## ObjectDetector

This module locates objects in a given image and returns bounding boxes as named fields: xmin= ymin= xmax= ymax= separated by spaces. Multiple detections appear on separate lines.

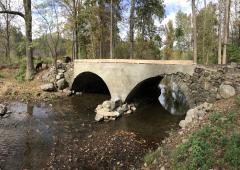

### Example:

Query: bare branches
xmin=0 ymin=10 xmax=25 ymax=18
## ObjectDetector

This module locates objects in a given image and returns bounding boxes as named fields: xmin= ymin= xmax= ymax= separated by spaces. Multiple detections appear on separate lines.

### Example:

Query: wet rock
xmin=219 ymin=84 xmax=236 ymax=99
xmin=56 ymin=73 xmax=64 ymax=80
xmin=102 ymin=101 xmax=112 ymax=111
xmin=56 ymin=78 xmax=68 ymax=91
xmin=63 ymin=88 xmax=72 ymax=96
xmin=111 ymin=97 xmax=122 ymax=110
xmin=95 ymin=100 xmax=136 ymax=121
xmin=116 ymin=104 xmax=128 ymax=115
xmin=0 ymin=104 xmax=7 ymax=116
xmin=41 ymin=83 xmax=55 ymax=92
xmin=125 ymin=110 xmax=132 ymax=115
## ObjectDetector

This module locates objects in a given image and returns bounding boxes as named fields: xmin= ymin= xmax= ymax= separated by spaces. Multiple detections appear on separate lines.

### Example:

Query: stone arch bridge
xmin=72 ymin=59 xmax=196 ymax=103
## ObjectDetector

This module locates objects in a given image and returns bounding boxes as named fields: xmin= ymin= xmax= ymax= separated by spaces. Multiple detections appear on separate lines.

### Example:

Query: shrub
xmin=15 ymin=62 xmax=26 ymax=82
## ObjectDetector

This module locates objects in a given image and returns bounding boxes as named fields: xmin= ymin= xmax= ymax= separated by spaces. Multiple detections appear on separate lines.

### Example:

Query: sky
xmin=162 ymin=0 xmax=191 ymax=26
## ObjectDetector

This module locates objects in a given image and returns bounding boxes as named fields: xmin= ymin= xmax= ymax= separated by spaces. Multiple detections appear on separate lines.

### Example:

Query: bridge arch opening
xmin=125 ymin=76 xmax=189 ymax=115
xmin=71 ymin=72 xmax=111 ymax=96
xmin=125 ymin=76 xmax=163 ymax=104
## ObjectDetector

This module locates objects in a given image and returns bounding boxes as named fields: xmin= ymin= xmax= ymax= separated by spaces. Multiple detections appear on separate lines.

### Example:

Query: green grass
xmin=172 ymin=107 xmax=240 ymax=170
xmin=0 ymin=73 xmax=4 ymax=78
xmin=144 ymin=148 xmax=162 ymax=164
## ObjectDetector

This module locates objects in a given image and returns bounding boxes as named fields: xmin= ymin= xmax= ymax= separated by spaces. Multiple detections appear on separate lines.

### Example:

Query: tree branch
xmin=0 ymin=10 xmax=25 ymax=19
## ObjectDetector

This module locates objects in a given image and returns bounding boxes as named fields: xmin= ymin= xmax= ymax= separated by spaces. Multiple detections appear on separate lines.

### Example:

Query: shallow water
xmin=0 ymin=94 xmax=183 ymax=169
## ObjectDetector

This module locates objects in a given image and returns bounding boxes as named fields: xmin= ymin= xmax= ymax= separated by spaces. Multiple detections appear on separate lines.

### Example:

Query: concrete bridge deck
xmin=74 ymin=59 xmax=194 ymax=65
xmin=72 ymin=59 xmax=196 ymax=102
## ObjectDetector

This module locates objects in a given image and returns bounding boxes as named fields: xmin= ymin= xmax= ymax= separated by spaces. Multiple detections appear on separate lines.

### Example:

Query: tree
xmin=0 ymin=0 xmax=34 ymax=80
xmin=129 ymin=0 xmax=136 ymax=59
xmin=110 ymin=0 xmax=114 ymax=59
xmin=192 ymin=0 xmax=197 ymax=64
xmin=175 ymin=10 xmax=192 ymax=59
xmin=163 ymin=20 xmax=175 ymax=59
xmin=35 ymin=0 xmax=64 ymax=71
xmin=196 ymin=2 xmax=218 ymax=64
xmin=135 ymin=0 xmax=164 ymax=40
xmin=222 ymin=0 xmax=231 ymax=64
xmin=218 ymin=0 xmax=223 ymax=64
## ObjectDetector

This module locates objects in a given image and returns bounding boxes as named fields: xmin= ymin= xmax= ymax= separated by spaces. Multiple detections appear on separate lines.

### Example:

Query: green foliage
xmin=174 ymin=125 xmax=214 ymax=170
xmin=175 ymin=10 xmax=192 ymax=59
xmin=227 ymin=44 xmax=240 ymax=63
xmin=196 ymin=3 xmax=218 ymax=64
xmin=135 ymin=0 xmax=165 ymax=39
xmin=209 ymin=112 xmax=223 ymax=122
xmin=163 ymin=20 xmax=175 ymax=59
xmin=135 ymin=35 xmax=161 ymax=59
xmin=173 ymin=106 xmax=240 ymax=170
xmin=224 ymin=133 xmax=240 ymax=168
xmin=226 ymin=112 xmax=238 ymax=123
xmin=0 ymin=73 xmax=5 ymax=78
xmin=15 ymin=61 xmax=26 ymax=82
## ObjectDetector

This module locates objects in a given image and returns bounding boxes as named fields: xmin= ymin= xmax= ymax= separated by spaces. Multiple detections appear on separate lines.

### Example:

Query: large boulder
xmin=0 ymin=104 xmax=7 ymax=116
xmin=179 ymin=102 xmax=212 ymax=129
xmin=41 ymin=83 xmax=55 ymax=92
xmin=219 ymin=84 xmax=236 ymax=99
xmin=56 ymin=78 xmax=68 ymax=90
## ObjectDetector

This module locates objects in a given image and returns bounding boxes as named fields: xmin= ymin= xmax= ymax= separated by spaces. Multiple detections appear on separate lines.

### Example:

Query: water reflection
xmin=0 ymin=94 xmax=183 ymax=169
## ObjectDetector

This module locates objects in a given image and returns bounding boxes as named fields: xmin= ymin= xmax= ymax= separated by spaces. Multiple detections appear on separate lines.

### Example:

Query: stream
xmin=0 ymin=94 xmax=184 ymax=169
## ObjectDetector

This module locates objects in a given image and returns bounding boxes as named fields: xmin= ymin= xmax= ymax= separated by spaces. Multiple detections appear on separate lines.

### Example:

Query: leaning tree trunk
xmin=129 ymin=0 xmax=135 ymax=59
xmin=192 ymin=0 xmax=198 ymax=64
xmin=24 ymin=0 xmax=34 ymax=80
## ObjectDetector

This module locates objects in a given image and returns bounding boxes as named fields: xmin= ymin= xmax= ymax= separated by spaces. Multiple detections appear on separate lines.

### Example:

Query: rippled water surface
xmin=0 ymin=94 xmax=184 ymax=169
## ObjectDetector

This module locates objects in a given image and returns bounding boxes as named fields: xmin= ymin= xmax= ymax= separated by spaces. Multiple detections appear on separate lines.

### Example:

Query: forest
xmin=0 ymin=0 xmax=239 ymax=79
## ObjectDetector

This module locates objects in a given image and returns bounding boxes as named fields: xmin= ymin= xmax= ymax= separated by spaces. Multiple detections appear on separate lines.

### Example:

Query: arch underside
xmin=71 ymin=72 xmax=111 ymax=95
xmin=125 ymin=76 xmax=163 ymax=103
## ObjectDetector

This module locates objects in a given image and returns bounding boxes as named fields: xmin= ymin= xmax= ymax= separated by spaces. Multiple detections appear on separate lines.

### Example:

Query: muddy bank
xmin=45 ymin=130 xmax=151 ymax=170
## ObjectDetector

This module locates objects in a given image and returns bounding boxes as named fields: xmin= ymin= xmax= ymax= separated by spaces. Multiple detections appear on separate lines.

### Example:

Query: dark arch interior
xmin=71 ymin=72 xmax=111 ymax=95
xmin=126 ymin=76 xmax=163 ymax=104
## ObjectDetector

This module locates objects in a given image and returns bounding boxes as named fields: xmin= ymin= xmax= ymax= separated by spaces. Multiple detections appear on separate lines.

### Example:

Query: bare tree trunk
xmin=218 ymin=0 xmax=222 ymax=64
xmin=73 ymin=0 xmax=79 ymax=60
xmin=203 ymin=0 xmax=207 ymax=64
xmin=110 ymin=0 xmax=114 ymax=59
xmin=192 ymin=0 xmax=198 ymax=64
xmin=23 ymin=0 xmax=34 ymax=80
xmin=222 ymin=0 xmax=230 ymax=64
xmin=0 ymin=1 xmax=34 ymax=75
xmin=129 ymin=0 xmax=135 ymax=59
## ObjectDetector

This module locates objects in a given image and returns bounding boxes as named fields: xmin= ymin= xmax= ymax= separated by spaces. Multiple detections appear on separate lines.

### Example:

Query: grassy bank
xmin=145 ymin=95 xmax=240 ymax=170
